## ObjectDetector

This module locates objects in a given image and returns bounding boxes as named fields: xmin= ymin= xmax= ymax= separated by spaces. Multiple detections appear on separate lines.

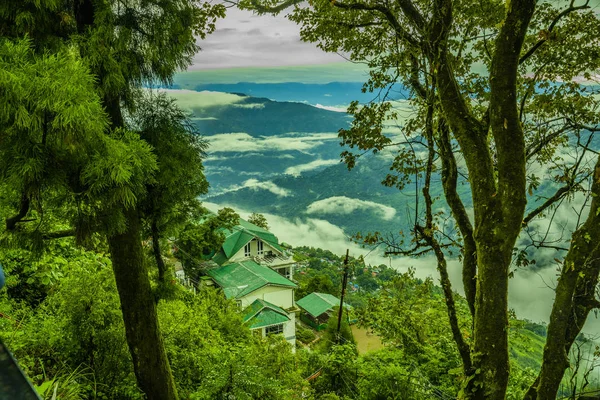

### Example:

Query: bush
xmin=296 ymin=324 xmax=316 ymax=344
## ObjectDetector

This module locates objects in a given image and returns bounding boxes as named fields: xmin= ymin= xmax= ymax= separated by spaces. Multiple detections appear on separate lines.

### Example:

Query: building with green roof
xmin=211 ymin=218 xmax=296 ymax=280
xmin=206 ymin=261 xmax=298 ymax=347
xmin=242 ymin=299 xmax=297 ymax=347
xmin=200 ymin=215 xmax=300 ymax=349
xmin=206 ymin=260 xmax=296 ymax=307
xmin=296 ymin=292 xmax=351 ymax=331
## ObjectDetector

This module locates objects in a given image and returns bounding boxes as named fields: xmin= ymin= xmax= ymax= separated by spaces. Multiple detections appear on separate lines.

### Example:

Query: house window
xmin=244 ymin=242 xmax=251 ymax=257
xmin=257 ymin=239 xmax=264 ymax=256
xmin=276 ymin=267 xmax=290 ymax=279
xmin=265 ymin=324 xmax=284 ymax=335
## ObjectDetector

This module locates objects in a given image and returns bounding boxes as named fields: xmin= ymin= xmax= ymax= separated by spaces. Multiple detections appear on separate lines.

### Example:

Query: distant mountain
xmin=185 ymin=91 xmax=570 ymax=244
xmin=171 ymin=82 xmax=411 ymax=107
xmin=192 ymin=95 xmax=352 ymax=136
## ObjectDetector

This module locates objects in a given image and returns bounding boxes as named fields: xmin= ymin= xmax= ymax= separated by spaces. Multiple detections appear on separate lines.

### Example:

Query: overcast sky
xmin=192 ymin=1 xmax=600 ymax=70
xmin=191 ymin=8 xmax=344 ymax=69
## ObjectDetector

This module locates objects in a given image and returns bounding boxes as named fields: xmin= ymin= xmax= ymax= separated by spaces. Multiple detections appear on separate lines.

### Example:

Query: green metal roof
xmin=206 ymin=260 xmax=297 ymax=299
xmin=211 ymin=250 xmax=229 ymax=266
xmin=296 ymin=292 xmax=351 ymax=318
xmin=213 ymin=218 xmax=285 ymax=265
xmin=242 ymin=299 xmax=290 ymax=329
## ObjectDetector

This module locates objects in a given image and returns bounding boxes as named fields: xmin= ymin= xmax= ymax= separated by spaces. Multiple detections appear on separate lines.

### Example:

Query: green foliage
xmin=174 ymin=207 xmax=240 ymax=273
xmin=296 ymin=324 xmax=317 ymax=344
xmin=130 ymin=91 xmax=209 ymax=235
xmin=297 ymin=273 xmax=337 ymax=300
xmin=0 ymin=247 xmax=139 ymax=399
xmin=247 ymin=212 xmax=269 ymax=230
xmin=318 ymin=308 xmax=356 ymax=354
xmin=0 ymin=241 xmax=310 ymax=399
xmin=159 ymin=288 xmax=307 ymax=399
xmin=358 ymin=269 xmax=466 ymax=393
xmin=310 ymin=343 xmax=358 ymax=397
xmin=355 ymin=349 xmax=433 ymax=400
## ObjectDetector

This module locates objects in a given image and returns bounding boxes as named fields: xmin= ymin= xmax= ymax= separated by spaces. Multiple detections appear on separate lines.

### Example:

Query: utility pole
xmin=336 ymin=249 xmax=350 ymax=343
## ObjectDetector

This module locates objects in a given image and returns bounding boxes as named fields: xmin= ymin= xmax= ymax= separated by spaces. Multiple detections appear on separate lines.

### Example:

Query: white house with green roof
xmin=206 ymin=260 xmax=297 ymax=347
xmin=242 ymin=299 xmax=296 ymax=347
xmin=211 ymin=219 xmax=296 ymax=280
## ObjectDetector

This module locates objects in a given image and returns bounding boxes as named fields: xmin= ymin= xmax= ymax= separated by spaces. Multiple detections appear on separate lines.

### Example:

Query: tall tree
xmin=1 ymin=1 xmax=225 ymax=398
xmin=128 ymin=91 xmax=209 ymax=283
xmin=240 ymin=0 xmax=600 ymax=398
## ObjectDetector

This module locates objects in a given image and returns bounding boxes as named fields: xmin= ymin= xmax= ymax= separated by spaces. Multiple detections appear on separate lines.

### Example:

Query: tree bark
xmin=437 ymin=119 xmax=477 ymax=318
xmin=151 ymin=220 xmax=167 ymax=283
xmin=429 ymin=0 xmax=534 ymax=397
xmin=526 ymin=157 xmax=600 ymax=400
xmin=108 ymin=208 xmax=178 ymax=400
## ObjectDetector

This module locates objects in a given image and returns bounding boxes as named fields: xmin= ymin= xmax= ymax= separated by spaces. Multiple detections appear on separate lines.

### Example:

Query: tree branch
xmin=523 ymin=185 xmax=572 ymax=225
xmin=333 ymin=1 xmax=421 ymax=47
xmin=5 ymin=193 xmax=31 ymax=231
xmin=519 ymin=0 xmax=591 ymax=65
xmin=437 ymin=118 xmax=477 ymax=318
xmin=42 ymin=229 xmax=76 ymax=240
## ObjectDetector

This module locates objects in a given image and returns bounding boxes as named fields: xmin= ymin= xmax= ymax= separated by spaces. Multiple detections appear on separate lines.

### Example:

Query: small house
xmin=296 ymin=292 xmax=351 ymax=331
xmin=242 ymin=299 xmax=296 ymax=346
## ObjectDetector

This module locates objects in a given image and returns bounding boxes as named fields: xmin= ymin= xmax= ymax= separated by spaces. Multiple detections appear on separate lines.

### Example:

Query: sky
xmin=191 ymin=8 xmax=342 ymax=70
xmin=175 ymin=8 xmax=370 ymax=84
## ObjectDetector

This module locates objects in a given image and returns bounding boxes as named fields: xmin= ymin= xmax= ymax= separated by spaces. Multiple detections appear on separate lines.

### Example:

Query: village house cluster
xmin=176 ymin=217 xmax=347 ymax=350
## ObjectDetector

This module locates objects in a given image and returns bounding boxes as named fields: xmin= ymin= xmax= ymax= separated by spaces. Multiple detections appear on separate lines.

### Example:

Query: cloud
xmin=191 ymin=8 xmax=345 ymax=69
xmin=212 ymin=179 xmax=292 ymax=197
xmin=306 ymin=196 xmax=397 ymax=221
xmin=160 ymin=89 xmax=245 ymax=110
xmin=314 ymin=104 xmax=347 ymax=113
xmin=284 ymin=159 xmax=339 ymax=176
xmin=205 ymin=132 xmax=338 ymax=153
xmin=241 ymin=179 xmax=292 ymax=197
xmin=232 ymin=103 xmax=265 ymax=109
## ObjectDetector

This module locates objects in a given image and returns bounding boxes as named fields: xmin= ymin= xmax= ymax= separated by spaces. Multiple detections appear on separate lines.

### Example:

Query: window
xmin=265 ymin=324 xmax=284 ymax=335
xmin=257 ymin=239 xmax=264 ymax=256
xmin=244 ymin=242 xmax=251 ymax=257
xmin=276 ymin=267 xmax=291 ymax=279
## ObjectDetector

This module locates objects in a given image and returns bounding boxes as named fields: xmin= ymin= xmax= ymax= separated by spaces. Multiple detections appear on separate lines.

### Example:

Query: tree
xmin=128 ymin=91 xmax=209 ymax=283
xmin=239 ymin=0 xmax=600 ymax=398
xmin=174 ymin=207 xmax=240 ymax=278
xmin=1 ymin=1 xmax=225 ymax=398
xmin=248 ymin=212 xmax=269 ymax=230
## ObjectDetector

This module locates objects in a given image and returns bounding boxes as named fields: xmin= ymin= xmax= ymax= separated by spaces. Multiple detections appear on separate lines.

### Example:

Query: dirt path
xmin=351 ymin=325 xmax=383 ymax=354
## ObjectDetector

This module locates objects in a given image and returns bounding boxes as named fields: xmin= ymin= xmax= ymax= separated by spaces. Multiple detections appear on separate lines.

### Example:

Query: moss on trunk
xmin=108 ymin=208 xmax=178 ymax=400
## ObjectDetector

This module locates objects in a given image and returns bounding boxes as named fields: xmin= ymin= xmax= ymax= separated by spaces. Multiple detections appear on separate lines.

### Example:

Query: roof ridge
xmin=239 ymin=260 xmax=268 ymax=284
xmin=245 ymin=299 xmax=267 ymax=322
xmin=314 ymin=292 xmax=332 ymax=303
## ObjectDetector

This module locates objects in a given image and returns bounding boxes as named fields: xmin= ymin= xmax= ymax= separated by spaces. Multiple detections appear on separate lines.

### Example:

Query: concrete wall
xmin=239 ymin=285 xmax=294 ymax=309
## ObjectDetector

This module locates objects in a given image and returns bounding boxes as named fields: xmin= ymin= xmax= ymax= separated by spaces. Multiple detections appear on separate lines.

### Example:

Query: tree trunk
xmin=151 ymin=221 xmax=167 ymax=283
xmin=527 ymin=158 xmax=600 ymax=400
xmin=108 ymin=208 xmax=178 ymax=400
xmin=471 ymin=232 xmax=512 ymax=400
